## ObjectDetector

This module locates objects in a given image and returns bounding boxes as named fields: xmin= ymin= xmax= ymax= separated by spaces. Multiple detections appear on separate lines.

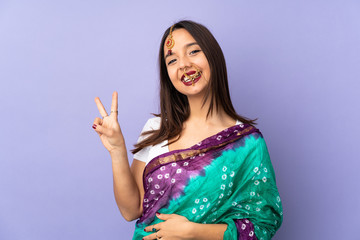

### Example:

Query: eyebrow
xmin=165 ymin=42 xmax=199 ymax=59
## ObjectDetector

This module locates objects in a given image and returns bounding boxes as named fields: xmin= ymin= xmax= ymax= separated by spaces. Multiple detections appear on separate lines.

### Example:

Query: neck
xmin=186 ymin=94 xmax=229 ymax=125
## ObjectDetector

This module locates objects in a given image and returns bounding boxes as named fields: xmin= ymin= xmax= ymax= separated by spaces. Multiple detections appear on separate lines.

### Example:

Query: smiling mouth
xmin=181 ymin=69 xmax=202 ymax=86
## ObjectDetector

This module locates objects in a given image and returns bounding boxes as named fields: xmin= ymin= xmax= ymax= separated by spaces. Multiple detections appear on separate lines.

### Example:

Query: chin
xmin=178 ymin=86 xmax=207 ymax=97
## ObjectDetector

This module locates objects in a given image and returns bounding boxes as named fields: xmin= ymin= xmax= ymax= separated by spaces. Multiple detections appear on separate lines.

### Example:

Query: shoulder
xmin=237 ymin=125 xmax=266 ymax=149
xmin=136 ymin=116 xmax=162 ymax=145
xmin=245 ymin=128 xmax=268 ymax=154
xmin=142 ymin=116 xmax=161 ymax=131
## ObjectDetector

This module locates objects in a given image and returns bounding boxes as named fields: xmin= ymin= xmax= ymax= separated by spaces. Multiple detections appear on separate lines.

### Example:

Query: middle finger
xmin=110 ymin=91 xmax=118 ymax=116
xmin=145 ymin=224 xmax=159 ymax=232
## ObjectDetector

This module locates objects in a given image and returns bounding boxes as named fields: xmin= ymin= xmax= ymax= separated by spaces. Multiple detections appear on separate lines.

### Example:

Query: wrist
xmin=187 ymin=222 xmax=198 ymax=239
xmin=109 ymin=148 xmax=127 ymax=161
xmin=187 ymin=222 xmax=227 ymax=240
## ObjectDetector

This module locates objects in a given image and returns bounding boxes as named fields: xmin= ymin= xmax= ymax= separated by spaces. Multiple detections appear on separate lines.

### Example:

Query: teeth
xmin=183 ymin=72 xmax=201 ymax=82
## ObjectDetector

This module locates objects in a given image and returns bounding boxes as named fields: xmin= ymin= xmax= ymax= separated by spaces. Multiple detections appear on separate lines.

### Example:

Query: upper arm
xmin=130 ymin=159 xmax=146 ymax=215
xmin=130 ymin=117 xmax=160 ymax=215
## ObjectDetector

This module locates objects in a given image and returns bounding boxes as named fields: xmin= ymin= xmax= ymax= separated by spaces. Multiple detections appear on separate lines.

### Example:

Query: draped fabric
xmin=133 ymin=124 xmax=283 ymax=240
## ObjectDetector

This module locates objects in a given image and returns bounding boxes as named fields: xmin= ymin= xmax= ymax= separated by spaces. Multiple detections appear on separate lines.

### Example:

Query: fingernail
xmin=143 ymin=229 xmax=146 ymax=232
xmin=92 ymin=124 xmax=97 ymax=129
xmin=156 ymin=212 xmax=160 ymax=216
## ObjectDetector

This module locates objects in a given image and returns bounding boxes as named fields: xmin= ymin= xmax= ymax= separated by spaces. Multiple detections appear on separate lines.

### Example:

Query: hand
xmin=92 ymin=91 xmax=125 ymax=153
xmin=143 ymin=213 xmax=194 ymax=240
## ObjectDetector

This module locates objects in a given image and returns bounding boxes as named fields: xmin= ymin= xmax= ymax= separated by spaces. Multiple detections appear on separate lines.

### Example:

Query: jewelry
xmin=152 ymin=227 xmax=157 ymax=232
xmin=183 ymin=65 xmax=201 ymax=86
xmin=102 ymin=110 xmax=118 ymax=119
xmin=165 ymin=25 xmax=175 ymax=55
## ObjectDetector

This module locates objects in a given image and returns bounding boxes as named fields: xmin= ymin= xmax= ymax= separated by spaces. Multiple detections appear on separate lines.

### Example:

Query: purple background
xmin=0 ymin=1 xmax=359 ymax=239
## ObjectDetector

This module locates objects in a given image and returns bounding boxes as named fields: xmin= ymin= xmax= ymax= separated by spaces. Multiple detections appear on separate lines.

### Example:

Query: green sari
xmin=133 ymin=124 xmax=282 ymax=239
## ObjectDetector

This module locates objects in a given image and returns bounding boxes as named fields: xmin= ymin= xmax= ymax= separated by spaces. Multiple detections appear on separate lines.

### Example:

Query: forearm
xmin=110 ymin=150 xmax=141 ymax=221
xmin=189 ymin=222 xmax=227 ymax=240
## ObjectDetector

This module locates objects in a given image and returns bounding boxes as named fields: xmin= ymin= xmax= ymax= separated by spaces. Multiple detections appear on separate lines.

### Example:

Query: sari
xmin=133 ymin=123 xmax=283 ymax=240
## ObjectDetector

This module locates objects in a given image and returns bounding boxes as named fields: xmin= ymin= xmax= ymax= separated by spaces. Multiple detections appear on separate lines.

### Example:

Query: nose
xmin=178 ymin=55 xmax=192 ymax=71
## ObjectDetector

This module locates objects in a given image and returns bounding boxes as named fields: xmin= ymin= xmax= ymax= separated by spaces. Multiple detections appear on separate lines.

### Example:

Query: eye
xmin=167 ymin=59 xmax=177 ymax=65
xmin=190 ymin=49 xmax=201 ymax=55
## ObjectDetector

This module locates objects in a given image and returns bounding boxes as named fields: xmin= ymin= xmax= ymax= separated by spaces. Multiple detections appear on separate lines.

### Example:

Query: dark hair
xmin=132 ymin=20 xmax=256 ymax=155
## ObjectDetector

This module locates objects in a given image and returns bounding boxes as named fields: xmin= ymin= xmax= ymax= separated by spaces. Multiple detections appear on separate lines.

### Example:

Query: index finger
xmin=94 ymin=97 xmax=108 ymax=118
xmin=111 ymin=91 xmax=118 ymax=114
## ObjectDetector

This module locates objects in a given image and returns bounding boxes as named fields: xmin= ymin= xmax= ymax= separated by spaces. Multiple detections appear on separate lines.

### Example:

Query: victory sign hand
xmin=92 ymin=91 xmax=125 ymax=153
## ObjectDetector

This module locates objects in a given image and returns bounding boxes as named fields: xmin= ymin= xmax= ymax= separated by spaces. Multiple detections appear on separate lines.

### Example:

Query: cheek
xmin=194 ymin=58 xmax=210 ymax=72
xmin=167 ymin=68 xmax=177 ymax=81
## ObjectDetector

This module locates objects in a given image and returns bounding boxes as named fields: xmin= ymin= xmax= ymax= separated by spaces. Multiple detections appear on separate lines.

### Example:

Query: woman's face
xmin=164 ymin=28 xmax=211 ymax=98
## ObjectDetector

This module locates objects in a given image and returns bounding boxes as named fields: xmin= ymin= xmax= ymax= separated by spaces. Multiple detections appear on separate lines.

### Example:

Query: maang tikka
xmin=165 ymin=25 xmax=175 ymax=55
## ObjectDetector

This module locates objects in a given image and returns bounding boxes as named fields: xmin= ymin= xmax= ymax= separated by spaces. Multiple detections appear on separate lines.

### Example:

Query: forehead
xmin=163 ymin=28 xmax=196 ymax=53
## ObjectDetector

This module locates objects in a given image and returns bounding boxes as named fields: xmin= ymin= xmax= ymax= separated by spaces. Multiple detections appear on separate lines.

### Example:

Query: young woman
xmin=92 ymin=20 xmax=282 ymax=240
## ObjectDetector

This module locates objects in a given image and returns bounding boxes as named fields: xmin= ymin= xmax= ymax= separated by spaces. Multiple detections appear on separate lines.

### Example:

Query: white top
xmin=134 ymin=117 xmax=242 ymax=166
